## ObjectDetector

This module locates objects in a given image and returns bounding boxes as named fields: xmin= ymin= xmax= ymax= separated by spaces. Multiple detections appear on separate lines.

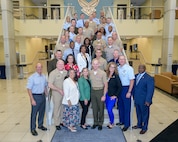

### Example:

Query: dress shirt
xmin=136 ymin=72 xmax=145 ymax=85
xmin=69 ymin=32 xmax=76 ymax=41
xmin=63 ymin=22 xmax=71 ymax=30
xmin=63 ymin=48 xmax=79 ymax=61
xmin=74 ymin=42 xmax=81 ymax=52
xmin=104 ymin=23 xmax=115 ymax=35
xmin=118 ymin=64 xmax=135 ymax=86
xmin=26 ymin=72 xmax=47 ymax=94
xmin=76 ymin=19 xmax=85 ymax=28
xmin=93 ymin=18 xmax=100 ymax=25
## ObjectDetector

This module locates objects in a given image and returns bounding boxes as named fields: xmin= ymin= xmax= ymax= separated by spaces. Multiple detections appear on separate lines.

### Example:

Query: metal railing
xmin=11 ymin=6 xmax=73 ymax=20
xmin=103 ymin=6 xmax=164 ymax=20
xmin=22 ymin=51 xmax=48 ymax=74
xmin=56 ymin=6 xmax=75 ymax=46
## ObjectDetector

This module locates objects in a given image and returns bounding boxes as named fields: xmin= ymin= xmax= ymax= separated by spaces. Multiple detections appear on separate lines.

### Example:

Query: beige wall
xmin=0 ymin=40 xmax=4 ymax=63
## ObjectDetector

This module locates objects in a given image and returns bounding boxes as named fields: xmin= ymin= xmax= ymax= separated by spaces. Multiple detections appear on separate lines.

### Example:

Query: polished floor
xmin=0 ymin=75 xmax=178 ymax=142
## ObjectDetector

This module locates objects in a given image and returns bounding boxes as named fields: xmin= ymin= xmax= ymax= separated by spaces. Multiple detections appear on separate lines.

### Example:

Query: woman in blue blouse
xmin=78 ymin=68 xmax=91 ymax=129
xmin=105 ymin=62 xmax=122 ymax=129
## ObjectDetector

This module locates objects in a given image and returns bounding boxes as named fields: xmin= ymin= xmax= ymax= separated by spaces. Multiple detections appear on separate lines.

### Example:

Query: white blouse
xmin=62 ymin=78 xmax=80 ymax=105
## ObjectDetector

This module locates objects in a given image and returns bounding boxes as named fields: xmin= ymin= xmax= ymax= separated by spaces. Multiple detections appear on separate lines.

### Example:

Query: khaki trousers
xmin=52 ymin=92 xmax=63 ymax=126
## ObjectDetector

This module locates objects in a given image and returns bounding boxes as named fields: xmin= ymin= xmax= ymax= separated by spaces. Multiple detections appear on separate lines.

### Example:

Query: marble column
xmin=1 ymin=0 xmax=17 ymax=79
xmin=161 ymin=0 xmax=176 ymax=72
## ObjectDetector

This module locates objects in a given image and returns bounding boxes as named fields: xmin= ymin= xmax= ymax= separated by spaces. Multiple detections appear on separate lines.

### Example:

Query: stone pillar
xmin=1 ymin=0 xmax=17 ymax=79
xmin=161 ymin=0 xmax=176 ymax=72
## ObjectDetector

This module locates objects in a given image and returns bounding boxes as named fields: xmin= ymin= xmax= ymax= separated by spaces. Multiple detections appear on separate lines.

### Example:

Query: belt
xmin=32 ymin=93 xmax=43 ymax=95
xmin=92 ymin=87 xmax=103 ymax=90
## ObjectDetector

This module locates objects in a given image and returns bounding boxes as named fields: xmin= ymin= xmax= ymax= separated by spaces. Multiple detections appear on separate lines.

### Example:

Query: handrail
xmin=107 ymin=7 xmax=129 ymax=64
xmin=137 ymin=51 xmax=151 ymax=65
xmin=56 ymin=6 xmax=74 ymax=46
xmin=23 ymin=51 xmax=47 ymax=65
xmin=103 ymin=5 xmax=164 ymax=20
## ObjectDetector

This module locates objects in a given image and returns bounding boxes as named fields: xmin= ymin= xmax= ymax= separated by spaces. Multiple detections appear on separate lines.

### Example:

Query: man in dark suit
xmin=132 ymin=64 xmax=154 ymax=134
xmin=47 ymin=50 xmax=63 ymax=74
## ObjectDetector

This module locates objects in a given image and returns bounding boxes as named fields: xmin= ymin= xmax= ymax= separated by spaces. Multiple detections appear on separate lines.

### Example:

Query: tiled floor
xmin=0 ymin=75 xmax=178 ymax=142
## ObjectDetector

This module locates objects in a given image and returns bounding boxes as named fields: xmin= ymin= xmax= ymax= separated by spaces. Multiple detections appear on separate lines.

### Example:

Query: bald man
xmin=132 ymin=65 xmax=154 ymax=134
xmin=27 ymin=63 xmax=48 ymax=136
xmin=90 ymin=59 xmax=108 ymax=130
xmin=48 ymin=60 xmax=67 ymax=131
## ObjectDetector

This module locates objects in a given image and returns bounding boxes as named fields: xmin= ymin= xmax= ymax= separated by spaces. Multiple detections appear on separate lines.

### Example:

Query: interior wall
xmin=173 ymin=36 xmax=178 ymax=61
xmin=0 ymin=40 xmax=4 ymax=63
xmin=25 ymin=38 xmax=47 ymax=63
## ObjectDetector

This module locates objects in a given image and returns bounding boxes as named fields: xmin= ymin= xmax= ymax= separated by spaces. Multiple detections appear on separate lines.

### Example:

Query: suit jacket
xmin=133 ymin=72 xmax=154 ymax=105
xmin=78 ymin=77 xmax=91 ymax=101
xmin=47 ymin=58 xmax=58 ymax=74
xmin=77 ymin=53 xmax=91 ymax=72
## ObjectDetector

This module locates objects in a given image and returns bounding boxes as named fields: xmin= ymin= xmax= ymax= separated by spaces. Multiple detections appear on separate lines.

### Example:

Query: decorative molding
xmin=78 ymin=0 xmax=100 ymax=16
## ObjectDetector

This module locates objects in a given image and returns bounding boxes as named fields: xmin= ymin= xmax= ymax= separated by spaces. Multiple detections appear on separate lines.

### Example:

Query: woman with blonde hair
xmin=78 ymin=68 xmax=91 ymax=129
xmin=105 ymin=62 xmax=122 ymax=129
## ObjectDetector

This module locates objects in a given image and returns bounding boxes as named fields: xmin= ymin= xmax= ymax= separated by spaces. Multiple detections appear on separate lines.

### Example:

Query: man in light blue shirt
xmin=105 ymin=17 xmax=115 ymax=35
xmin=76 ymin=13 xmax=85 ymax=28
xmin=92 ymin=11 xmax=100 ymax=25
xmin=63 ymin=41 xmax=78 ymax=61
xmin=27 ymin=63 xmax=47 ymax=136
xmin=117 ymin=55 xmax=135 ymax=131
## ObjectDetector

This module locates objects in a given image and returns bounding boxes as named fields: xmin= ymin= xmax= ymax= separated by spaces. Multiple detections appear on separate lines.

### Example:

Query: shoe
xmin=56 ymin=125 xmax=61 ymax=130
xmin=31 ymin=130 xmax=38 ymax=136
xmin=116 ymin=122 xmax=124 ymax=126
xmin=60 ymin=123 xmax=64 ymax=127
xmin=132 ymin=125 xmax=141 ymax=129
xmin=68 ymin=127 xmax=77 ymax=132
xmin=98 ymin=125 xmax=102 ymax=131
xmin=122 ymin=127 xmax=129 ymax=131
xmin=91 ymin=125 xmax=98 ymax=129
xmin=107 ymin=124 xmax=114 ymax=129
xmin=80 ymin=125 xmax=88 ymax=130
xmin=140 ymin=130 xmax=147 ymax=134
xmin=38 ymin=126 xmax=47 ymax=131
xmin=85 ymin=124 xmax=91 ymax=127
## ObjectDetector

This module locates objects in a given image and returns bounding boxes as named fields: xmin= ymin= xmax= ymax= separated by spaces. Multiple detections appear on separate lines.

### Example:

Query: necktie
xmin=72 ymin=49 xmax=74 ymax=56
xmin=136 ymin=74 xmax=141 ymax=85
xmin=83 ymin=20 xmax=84 ymax=26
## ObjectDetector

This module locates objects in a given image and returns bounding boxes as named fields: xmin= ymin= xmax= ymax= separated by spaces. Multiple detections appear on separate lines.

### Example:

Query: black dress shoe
xmin=116 ymin=122 xmax=124 ymax=126
xmin=91 ymin=125 xmax=98 ymax=129
xmin=38 ymin=126 xmax=47 ymax=131
xmin=132 ymin=125 xmax=141 ymax=129
xmin=31 ymin=130 xmax=38 ymax=136
xmin=80 ymin=125 xmax=88 ymax=130
xmin=60 ymin=123 xmax=64 ymax=127
xmin=122 ymin=127 xmax=129 ymax=131
xmin=56 ymin=125 xmax=61 ymax=130
xmin=140 ymin=130 xmax=147 ymax=134
xmin=98 ymin=125 xmax=102 ymax=131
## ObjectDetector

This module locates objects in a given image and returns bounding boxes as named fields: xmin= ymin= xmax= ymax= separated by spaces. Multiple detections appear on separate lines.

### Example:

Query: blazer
xmin=133 ymin=72 xmax=155 ymax=105
xmin=62 ymin=77 xmax=80 ymax=105
xmin=78 ymin=77 xmax=91 ymax=101
xmin=77 ymin=53 xmax=91 ymax=72
xmin=108 ymin=73 xmax=122 ymax=97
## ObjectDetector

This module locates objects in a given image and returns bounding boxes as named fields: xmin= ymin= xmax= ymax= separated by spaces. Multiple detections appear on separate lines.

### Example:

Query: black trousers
xmin=79 ymin=100 xmax=91 ymax=125
xmin=31 ymin=95 xmax=45 ymax=131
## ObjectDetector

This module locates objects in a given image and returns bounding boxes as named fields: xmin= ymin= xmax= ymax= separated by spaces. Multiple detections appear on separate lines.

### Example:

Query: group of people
xmin=26 ymin=11 xmax=155 ymax=137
